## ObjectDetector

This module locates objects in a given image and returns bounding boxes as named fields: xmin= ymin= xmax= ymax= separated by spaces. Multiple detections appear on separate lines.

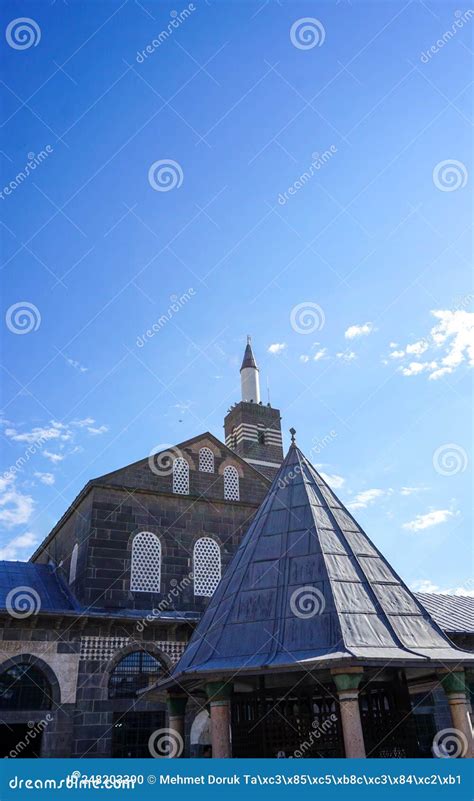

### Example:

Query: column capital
xmin=206 ymin=680 xmax=232 ymax=704
xmin=331 ymin=668 xmax=364 ymax=693
xmin=167 ymin=693 xmax=188 ymax=717
xmin=439 ymin=670 xmax=467 ymax=695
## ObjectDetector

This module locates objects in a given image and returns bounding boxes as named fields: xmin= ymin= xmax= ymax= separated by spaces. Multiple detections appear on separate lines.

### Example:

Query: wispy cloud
xmin=0 ymin=475 xmax=35 ymax=528
xmin=319 ymin=471 xmax=345 ymax=489
xmin=34 ymin=472 xmax=55 ymax=486
xmin=345 ymin=322 xmax=375 ymax=340
xmin=348 ymin=488 xmax=387 ymax=510
xmin=43 ymin=451 xmax=64 ymax=464
xmin=403 ymin=509 xmax=454 ymax=532
xmin=336 ymin=351 xmax=357 ymax=362
xmin=389 ymin=309 xmax=474 ymax=381
xmin=411 ymin=579 xmax=474 ymax=598
xmin=66 ymin=357 xmax=88 ymax=373
xmin=268 ymin=343 xmax=287 ymax=355
xmin=0 ymin=531 xmax=38 ymax=560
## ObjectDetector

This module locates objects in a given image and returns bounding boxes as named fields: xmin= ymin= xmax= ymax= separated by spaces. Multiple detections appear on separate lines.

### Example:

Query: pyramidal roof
xmin=240 ymin=337 xmax=258 ymax=371
xmin=171 ymin=441 xmax=471 ymax=681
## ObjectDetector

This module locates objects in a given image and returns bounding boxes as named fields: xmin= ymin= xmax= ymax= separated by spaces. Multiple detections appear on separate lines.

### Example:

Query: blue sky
xmin=0 ymin=0 xmax=472 ymax=596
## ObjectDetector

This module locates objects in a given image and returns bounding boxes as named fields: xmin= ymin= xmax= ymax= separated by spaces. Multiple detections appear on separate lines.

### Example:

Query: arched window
xmin=173 ymin=457 xmax=189 ymax=494
xmin=258 ymin=427 xmax=265 ymax=445
xmin=193 ymin=537 xmax=221 ymax=597
xmin=224 ymin=465 xmax=240 ymax=501
xmin=108 ymin=651 xmax=165 ymax=699
xmin=199 ymin=447 xmax=214 ymax=473
xmin=130 ymin=532 xmax=161 ymax=593
xmin=0 ymin=663 xmax=53 ymax=710
xmin=69 ymin=543 xmax=78 ymax=584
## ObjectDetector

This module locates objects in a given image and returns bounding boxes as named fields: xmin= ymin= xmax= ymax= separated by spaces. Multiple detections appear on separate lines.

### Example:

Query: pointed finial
xmin=247 ymin=334 xmax=251 ymax=344
xmin=289 ymin=427 xmax=296 ymax=444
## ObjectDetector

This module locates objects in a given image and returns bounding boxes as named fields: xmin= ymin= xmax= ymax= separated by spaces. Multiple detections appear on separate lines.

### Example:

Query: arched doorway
xmin=190 ymin=709 xmax=211 ymax=757
xmin=0 ymin=661 xmax=54 ymax=757
xmin=108 ymin=649 xmax=167 ymax=758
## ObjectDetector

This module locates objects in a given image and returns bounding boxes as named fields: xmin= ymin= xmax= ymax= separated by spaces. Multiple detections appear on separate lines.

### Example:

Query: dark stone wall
xmin=32 ymin=436 xmax=269 ymax=612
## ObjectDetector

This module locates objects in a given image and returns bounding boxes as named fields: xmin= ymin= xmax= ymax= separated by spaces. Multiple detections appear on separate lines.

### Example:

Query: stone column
xmin=439 ymin=671 xmax=473 ymax=758
xmin=206 ymin=681 xmax=232 ymax=758
xmin=331 ymin=668 xmax=366 ymax=758
xmin=167 ymin=694 xmax=187 ymax=758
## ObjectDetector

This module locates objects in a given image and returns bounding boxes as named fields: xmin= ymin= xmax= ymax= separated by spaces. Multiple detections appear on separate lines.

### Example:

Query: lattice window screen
xmin=173 ymin=457 xmax=189 ymax=494
xmin=69 ymin=543 xmax=78 ymax=584
xmin=224 ymin=465 xmax=240 ymax=500
xmin=199 ymin=447 xmax=214 ymax=473
xmin=193 ymin=537 xmax=221 ymax=597
xmin=130 ymin=532 xmax=161 ymax=592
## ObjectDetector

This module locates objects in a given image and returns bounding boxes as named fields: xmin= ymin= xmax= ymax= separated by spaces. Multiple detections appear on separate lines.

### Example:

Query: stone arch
xmin=218 ymin=459 xmax=244 ymax=478
xmin=100 ymin=642 xmax=172 ymax=694
xmin=0 ymin=653 xmax=61 ymax=707
xmin=190 ymin=709 xmax=211 ymax=745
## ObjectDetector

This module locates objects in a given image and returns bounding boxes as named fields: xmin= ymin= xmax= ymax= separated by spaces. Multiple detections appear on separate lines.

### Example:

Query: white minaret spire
xmin=240 ymin=335 xmax=260 ymax=403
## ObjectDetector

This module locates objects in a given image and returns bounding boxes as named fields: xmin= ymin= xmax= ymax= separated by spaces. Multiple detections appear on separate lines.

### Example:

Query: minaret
xmin=240 ymin=336 xmax=260 ymax=403
xmin=224 ymin=338 xmax=283 ymax=480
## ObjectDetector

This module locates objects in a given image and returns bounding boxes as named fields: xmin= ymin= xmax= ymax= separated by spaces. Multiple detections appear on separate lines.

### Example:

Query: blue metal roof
xmin=171 ymin=442 xmax=472 ymax=681
xmin=0 ymin=561 xmax=78 ymax=613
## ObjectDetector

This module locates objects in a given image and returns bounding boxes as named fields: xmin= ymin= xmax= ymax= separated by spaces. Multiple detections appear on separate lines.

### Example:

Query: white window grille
xmin=224 ymin=465 xmax=240 ymax=501
xmin=69 ymin=543 xmax=78 ymax=584
xmin=130 ymin=532 xmax=161 ymax=593
xmin=199 ymin=447 xmax=214 ymax=473
xmin=173 ymin=457 xmax=189 ymax=494
xmin=193 ymin=537 xmax=221 ymax=597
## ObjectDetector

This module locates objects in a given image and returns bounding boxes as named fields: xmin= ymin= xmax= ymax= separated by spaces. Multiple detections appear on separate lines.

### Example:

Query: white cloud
xmin=34 ymin=472 xmax=55 ymax=486
xmin=345 ymin=322 xmax=375 ymax=340
xmin=348 ymin=488 xmax=386 ymax=510
xmin=319 ymin=472 xmax=345 ymax=489
xmin=268 ymin=343 xmax=287 ymax=355
xmin=400 ymin=486 xmax=427 ymax=496
xmin=43 ymin=451 xmax=64 ymax=464
xmin=391 ymin=310 xmax=474 ymax=381
xmin=406 ymin=340 xmax=429 ymax=356
xmin=399 ymin=361 xmax=437 ymax=376
xmin=0 ymin=531 xmax=38 ymax=560
xmin=87 ymin=425 xmax=108 ymax=435
xmin=71 ymin=417 xmax=95 ymax=428
xmin=313 ymin=348 xmax=327 ymax=361
xmin=4 ymin=422 xmax=68 ymax=445
xmin=0 ymin=475 xmax=34 ymax=528
xmin=299 ymin=355 xmax=310 ymax=363
xmin=403 ymin=509 xmax=454 ymax=532
xmin=336 ymin=351 xmax=357 ymax=362
xmin=66 ymin=358 xmax=88 ymax=373
xmin=410 ymin=579 xmax=474 ymax=598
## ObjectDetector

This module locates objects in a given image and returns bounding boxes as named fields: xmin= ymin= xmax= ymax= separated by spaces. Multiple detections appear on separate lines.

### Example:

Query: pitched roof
xmin=0 ymin=561 xmax=78 ymax=613
xmin=416 ymin=592 xmax=474 ymax=635
xmin=240 ymin=338 xmax=258 ymax=371
xmin=170 ymin=442 xmax=472 ymax=681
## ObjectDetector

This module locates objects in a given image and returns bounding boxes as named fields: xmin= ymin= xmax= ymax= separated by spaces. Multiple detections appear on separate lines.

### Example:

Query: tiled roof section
xmin=0 ymin=561 xmax=78 ymax=613
xmin=171 ymin=443 xmax=472 ymax=680
xmin=416 ymin=592 xmax=474 ymax=635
